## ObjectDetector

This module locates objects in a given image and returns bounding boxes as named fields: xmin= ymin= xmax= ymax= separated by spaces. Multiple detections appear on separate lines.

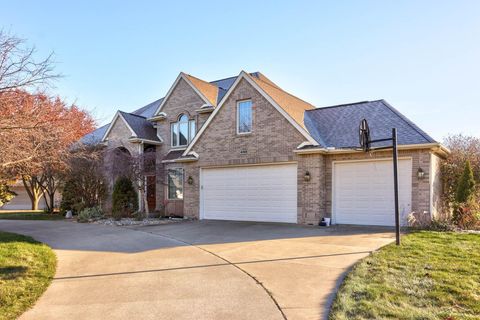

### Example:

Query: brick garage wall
xmin=154 ymin=78 xmax=206 ymax=210
xmin=324 ymin=149 xmax=433 ymax=221
xmin=183 ymin=78 xmax=325 ymax=224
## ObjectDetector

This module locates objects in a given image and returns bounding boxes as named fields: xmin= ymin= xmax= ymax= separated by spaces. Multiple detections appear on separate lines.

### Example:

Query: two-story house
xmin=82 ymin=71 xmax=448 ymax=226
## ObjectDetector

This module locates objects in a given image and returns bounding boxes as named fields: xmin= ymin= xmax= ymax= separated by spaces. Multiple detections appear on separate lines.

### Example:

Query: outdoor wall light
xmin=187 ymin=176 xmax=194 ymax=185
xmin=417 ymin=168 xmax=425 ymax=180
xmin=304 ymin=171 xmax=311 ymax=182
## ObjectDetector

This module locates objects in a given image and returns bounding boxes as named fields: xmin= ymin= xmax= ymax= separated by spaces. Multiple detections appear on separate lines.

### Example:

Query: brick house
xmin=82 ymin=71 xmax=449 ymax=226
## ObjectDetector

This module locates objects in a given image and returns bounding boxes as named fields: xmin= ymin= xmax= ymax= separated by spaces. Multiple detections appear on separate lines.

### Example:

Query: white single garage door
xmin=333 ymin=159 xmax=412 ymax=226
xmin=201 ymin=164 xmax=297 ymax=223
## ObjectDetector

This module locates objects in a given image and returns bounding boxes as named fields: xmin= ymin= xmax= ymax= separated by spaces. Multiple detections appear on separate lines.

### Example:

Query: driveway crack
xmin=126 ymin=226 xmax=288 ymax=320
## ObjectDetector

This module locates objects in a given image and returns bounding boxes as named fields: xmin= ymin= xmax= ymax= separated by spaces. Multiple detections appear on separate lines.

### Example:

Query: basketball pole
xmin=392 ymin=128 xmax=400 ymax=246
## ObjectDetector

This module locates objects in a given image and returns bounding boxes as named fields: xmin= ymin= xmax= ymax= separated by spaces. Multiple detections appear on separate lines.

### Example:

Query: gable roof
xmin=101 ymin=110 xmax=161 ymax=143
xmin=247 ymin=72 xmax=315 ymax=130
xmin=183 ymin=74 xmax=219 ymax=106
xmin=80 ymin=123 xmax=109 ymax=145
xmin=119 ymin=111 xmax=160 ymax=142
xmin=304 ymin=100 xmax=436 ymax=148
xmin=183 ymin=71 xmax=319 ymax=156
xmin=153 ymin=72 xmax=221 ymax=116
xmin=80 ymin=73 xmax=244 ymax=146
xmin=131 ymin=98 xmax=163 ymax=118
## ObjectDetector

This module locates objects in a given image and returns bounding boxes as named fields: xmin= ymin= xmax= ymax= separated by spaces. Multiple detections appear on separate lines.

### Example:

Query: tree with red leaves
xmin=0 ymin=91 xmax=95 ymax=210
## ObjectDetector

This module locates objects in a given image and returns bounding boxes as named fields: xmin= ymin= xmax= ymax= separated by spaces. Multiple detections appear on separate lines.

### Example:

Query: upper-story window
xmin=171 ymin=114 xmax=196 ymax=147
xmin=237 ymin=100 xmax=252 ymax=134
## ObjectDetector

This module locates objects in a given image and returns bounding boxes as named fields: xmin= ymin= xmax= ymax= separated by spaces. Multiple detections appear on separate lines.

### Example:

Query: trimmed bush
xmin=77 ymin=206 xmax=104 ymax=223
xmin=112 ymin=176 xmax=138 ymax=220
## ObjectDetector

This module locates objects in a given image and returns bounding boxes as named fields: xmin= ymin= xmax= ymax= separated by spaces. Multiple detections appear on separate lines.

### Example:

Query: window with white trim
xmin=171 ymin=114 xmax=196 ymax=147
xmin=237 ymin=100 xmax=252 ymax=134
xmin=167 ymin=168 xmax=184 ymax=200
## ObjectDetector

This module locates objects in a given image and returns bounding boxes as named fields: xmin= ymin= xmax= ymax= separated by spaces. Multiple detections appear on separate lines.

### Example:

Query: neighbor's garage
xmin=333 ymin=159 xmax=412 ymax=226
xmin=200 ymin=163 xmax=297 ymax=223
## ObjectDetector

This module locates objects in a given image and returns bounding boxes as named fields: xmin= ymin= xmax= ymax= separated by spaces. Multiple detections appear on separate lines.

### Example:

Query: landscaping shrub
xmin=112 ymin=176 xmax=138 ymax=220
xmin=132 ymin=211 xmax=145 ymax=221
xmin=77 ymin=206 xmax=104 ymax=223
xmin=60 ymin=178 xmax=78 ymax=212
xmin=453 ymin=199 xmax=480 ymax=230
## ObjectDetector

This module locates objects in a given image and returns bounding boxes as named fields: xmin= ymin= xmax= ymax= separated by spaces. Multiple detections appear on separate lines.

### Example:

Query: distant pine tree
xmin=455 ymin=160 xmax=476 ymax=203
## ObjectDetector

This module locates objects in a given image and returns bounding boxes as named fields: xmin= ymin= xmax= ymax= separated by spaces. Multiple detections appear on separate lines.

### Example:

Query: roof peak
xmin=118 ymin=110 xmax=146 ymax=119
xmin=308 ymin=100 xmax=384 ymax=111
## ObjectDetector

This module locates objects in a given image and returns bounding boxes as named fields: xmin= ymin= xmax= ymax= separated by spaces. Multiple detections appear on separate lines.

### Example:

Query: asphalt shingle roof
xmin=119 ymin=111 xmax=159 ymax=141
xmin=131 ymin=98 xmax=163 ymax=118
xmin=304 ymin=100 xmax=436 ymax=148
xmin=247 ymin=72 xmax=315 ymax=130
xmin=81 ymin=74 xmax=435 ymax=152
xmin=80 ymin=124 xmax=109 ymax=145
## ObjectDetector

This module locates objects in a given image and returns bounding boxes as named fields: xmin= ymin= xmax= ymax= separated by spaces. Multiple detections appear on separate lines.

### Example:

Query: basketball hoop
xmin=357 ymin=118 xmax=401 ymax=246
xmin=359 ymin=118 xmax=370 ymax=152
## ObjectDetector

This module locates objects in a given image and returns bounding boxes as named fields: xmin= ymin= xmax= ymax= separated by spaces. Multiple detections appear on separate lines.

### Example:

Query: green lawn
xmin=330 ymin=231 xmax=480 ymax=320
xmin=0 ymin=211 xmax=63 ymax=220
xmin=0 ymin=231 xmax=56 ymax=320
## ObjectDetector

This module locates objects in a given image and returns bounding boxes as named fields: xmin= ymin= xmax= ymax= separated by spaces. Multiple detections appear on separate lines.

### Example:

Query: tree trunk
xmin=143 ymin=189 xmax=149 ymax=218
xmin=22 ymin=175 xmax=44 ymax=211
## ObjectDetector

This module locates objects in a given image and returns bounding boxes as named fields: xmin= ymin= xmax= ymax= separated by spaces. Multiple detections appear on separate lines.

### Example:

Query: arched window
xmin=171 ymin=114 xmax=196 ymax=147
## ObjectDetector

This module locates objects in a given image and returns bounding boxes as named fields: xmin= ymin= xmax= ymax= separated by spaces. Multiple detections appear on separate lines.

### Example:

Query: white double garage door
xmin=200 ymin=159 xmax=412 ymax=226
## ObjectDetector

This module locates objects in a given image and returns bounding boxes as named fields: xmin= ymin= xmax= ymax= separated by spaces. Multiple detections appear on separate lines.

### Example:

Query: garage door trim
xmin=199 ymin=162 xmax=298 ymax=222
xmin=331 ymin=157 xmax=413 ymax=226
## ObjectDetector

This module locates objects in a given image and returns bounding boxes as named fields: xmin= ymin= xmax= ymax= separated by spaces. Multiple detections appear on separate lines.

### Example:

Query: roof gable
xmin=101 ymin=111 xmax=137 ymax=142
xmin=183 ymin=74 xmax=219 ymax=106
xmin=183 ymin=71 xmax=318 ymax=156
xmin=247 ymin=72 xmax=314 ymax=130
xmin=119 ymin=112 xmax=160 ymax=142
xmin=153 ymin=73 xmax=218 ymax=116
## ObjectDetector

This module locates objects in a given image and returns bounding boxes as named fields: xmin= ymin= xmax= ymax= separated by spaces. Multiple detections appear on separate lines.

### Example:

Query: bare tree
xmin=130 ymin=148 xmax=157 ymax=217
xmin=0 ymin=30 xmax=60 ymax=92
xmin=59 ymin=146 xmax=107 ymax=213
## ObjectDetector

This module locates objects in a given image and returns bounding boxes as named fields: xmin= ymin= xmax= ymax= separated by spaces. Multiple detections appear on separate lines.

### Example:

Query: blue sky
xmin=2 ymin=1 xmax=479 ymax=141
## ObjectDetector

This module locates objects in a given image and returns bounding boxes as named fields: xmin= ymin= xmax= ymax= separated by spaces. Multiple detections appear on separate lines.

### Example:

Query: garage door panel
xmin=201 ymin=164 xmax=298 ymax=223
xmin=334 ymin=159 xmax=412 ymax=226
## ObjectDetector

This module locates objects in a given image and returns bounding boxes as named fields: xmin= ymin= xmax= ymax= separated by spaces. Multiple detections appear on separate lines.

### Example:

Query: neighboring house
xmin=0 ymin=180 xmax=58 ymax=211
xmin=83 ymin=71 xmax=449 ymax=226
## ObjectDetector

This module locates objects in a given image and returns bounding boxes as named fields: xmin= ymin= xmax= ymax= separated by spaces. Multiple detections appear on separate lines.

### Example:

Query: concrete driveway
xmin=0 ymin=220 xmax=394 ymax=320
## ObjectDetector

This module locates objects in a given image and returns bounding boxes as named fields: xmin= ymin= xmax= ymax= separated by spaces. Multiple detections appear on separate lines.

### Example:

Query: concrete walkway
xmin=0 ymin=220 xmax=394 ymax=320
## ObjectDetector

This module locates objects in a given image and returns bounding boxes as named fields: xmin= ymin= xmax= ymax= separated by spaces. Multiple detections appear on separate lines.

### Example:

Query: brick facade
xmin=183 ymin=78 xmax=324 ymax=224
xmin=154 ymin=78 xmax=208 ymax=211
xmin=102 ymin=75 xmax=443 ymax=225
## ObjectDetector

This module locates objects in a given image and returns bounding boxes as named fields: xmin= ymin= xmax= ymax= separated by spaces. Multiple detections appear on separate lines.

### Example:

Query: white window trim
xmin=171 ymin=115 xmax=196 ymax=148
xmin=236 ymin=99 xmax=253 ymax=135
xmin=167 ymin=168 xmax=184 ymax=200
